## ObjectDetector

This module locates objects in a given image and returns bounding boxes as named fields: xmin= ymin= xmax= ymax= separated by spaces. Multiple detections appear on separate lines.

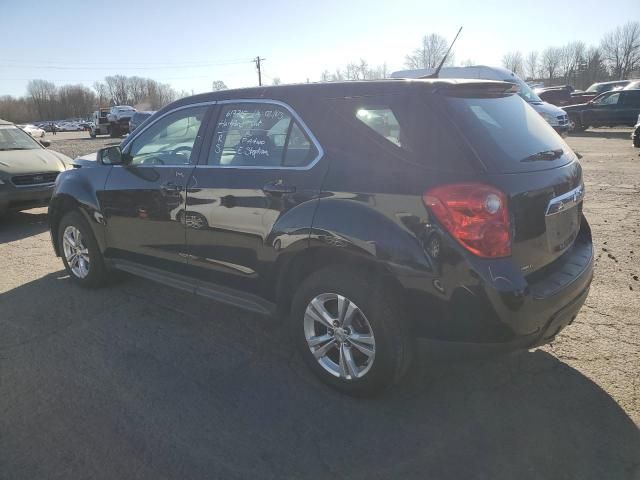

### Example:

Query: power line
xmin=0 ymin=57 xmax=254 ymax=66
xmin=1 ymin=59 xmax=255 ymax=71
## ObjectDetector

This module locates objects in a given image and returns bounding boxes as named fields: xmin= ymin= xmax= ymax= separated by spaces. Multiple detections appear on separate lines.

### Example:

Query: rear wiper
xmin=520 ymin=149 xmax=564 ymax=162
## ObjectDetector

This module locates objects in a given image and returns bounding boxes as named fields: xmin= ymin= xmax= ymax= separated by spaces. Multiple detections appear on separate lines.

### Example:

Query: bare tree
xmin=345 ymin=62 xmax=361 ymax=80
xmin=358 ymin=59 xmax=369 ymax=80
xmin=211 ymin=80 xmax=228 ymax=91
xmin=581 ymin=46 xmax=608 ymax=88
xmin=525 ymin=51 xmax=539 ymax=79
xmin=405 ymin=33 xmax=454 ymax=69
xmin=541 ymin=47 xmax=562 ymax=80
xmin=601 ymin=21 xmax=640 ymax=79
xmin=502 ymin=51 xmax=523 ymax=76
xmin=320 ymin=70 xmax=331 ymax=82
xmin=271 ymin=77 xmax=281 ymax=86
xmin=460 ymin=58 xmax=475 ymax=67
xmin=27 ymin=79 xmax=57 ymax=119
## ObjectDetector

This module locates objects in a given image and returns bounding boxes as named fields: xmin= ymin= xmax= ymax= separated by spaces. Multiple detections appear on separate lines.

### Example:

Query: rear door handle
xmin=263 ymin=182 xmax=296 ymax=195
xmin=161 ymin=182 xmax=183 ymax=192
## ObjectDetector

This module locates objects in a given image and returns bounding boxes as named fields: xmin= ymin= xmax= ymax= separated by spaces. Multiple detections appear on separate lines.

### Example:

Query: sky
xmin=1 ymin=0 xmax=638 ymax=97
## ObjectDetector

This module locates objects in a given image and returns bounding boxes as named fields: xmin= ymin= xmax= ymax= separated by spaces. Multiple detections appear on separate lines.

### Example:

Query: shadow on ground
xmin=569 ymin=129 xmax=633 ymax=140
xmin=1 ymin=272 xmax=638 ymax=480
xmin=0 ymin=209 xmax=49 ymax=243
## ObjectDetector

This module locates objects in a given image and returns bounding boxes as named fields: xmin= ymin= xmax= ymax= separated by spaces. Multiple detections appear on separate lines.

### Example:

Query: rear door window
xmin=207 ymin=103 xmax=319 ymax=168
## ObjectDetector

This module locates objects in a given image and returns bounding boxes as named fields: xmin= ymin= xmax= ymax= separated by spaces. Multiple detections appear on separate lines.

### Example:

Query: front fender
xmin=49 ymin=167 xmax=111 ymax=256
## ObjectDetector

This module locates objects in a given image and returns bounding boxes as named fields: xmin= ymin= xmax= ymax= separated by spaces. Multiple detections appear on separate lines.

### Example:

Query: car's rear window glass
xmin=208 ymin=103 xmax=318 ymax=168
xmin=444 ymin=93 xmax=570 ymax=173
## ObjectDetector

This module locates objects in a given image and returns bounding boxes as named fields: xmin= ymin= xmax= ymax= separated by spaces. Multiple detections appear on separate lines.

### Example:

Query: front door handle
xmin=161 ymin=182 xmax=183 ymax=192
xmin=263 ymin=181 xmax=296 ymax=195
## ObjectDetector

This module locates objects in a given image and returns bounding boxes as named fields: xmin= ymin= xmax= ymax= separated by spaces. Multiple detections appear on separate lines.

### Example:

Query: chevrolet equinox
xmin=49 ymin=79 xmax=594 ymax=395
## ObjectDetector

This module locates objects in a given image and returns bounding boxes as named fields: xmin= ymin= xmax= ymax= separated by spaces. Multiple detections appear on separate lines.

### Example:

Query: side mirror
xmin=97 ymin=145 xmax=125 ymax=165
xmin=40 ymin=140 xmax=51 ymax=148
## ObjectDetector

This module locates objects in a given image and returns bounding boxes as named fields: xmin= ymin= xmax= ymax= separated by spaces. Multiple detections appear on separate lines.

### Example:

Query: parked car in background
xmin=41 ymin=123 xmax=60 ymax=132
xmin=535 ymin=86 xmax=573 ymax=106
xmin=586 ymin=80 xmax=631 ymax=95
xmin=128 ymin=111 xmax=155 ymax=133
xmin=391 ymin=65 xmax=570 ymax=136
xmin=49 ymin=80 xmax=593 ymax=395
xmin=623 ymin=80 xmax=640 ymax=90
xmin=0 ymin=118 xmax=72 ymax=215
xmin=564 ymin=89 xmax=640 ymax=131
xmin=18 ymin=124 xmax=46 ymax=138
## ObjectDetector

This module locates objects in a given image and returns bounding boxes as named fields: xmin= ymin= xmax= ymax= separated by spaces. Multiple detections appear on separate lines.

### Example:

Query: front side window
xmin=593 ymin=92 xmax=620 ymax=106
xmin=127 ymin=106 xmax=207 ymax=166
xmin=208 ymin=103 xmax=318 ymax=167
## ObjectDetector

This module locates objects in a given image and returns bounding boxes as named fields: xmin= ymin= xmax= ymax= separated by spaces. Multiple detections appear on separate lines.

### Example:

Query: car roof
xmin=166 ymin=78 xmax=512 ymax=109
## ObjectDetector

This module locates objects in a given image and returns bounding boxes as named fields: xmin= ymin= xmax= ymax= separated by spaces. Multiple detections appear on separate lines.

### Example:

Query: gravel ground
xmin=0 ymin=128 xmax=638 ymax=480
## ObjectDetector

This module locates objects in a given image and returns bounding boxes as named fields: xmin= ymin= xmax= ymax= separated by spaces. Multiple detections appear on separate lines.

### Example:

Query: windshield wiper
xmin=520 ymin=149 xmax=564 ymax=162
xmin=0 ymin=147 xmax=32 ymax=151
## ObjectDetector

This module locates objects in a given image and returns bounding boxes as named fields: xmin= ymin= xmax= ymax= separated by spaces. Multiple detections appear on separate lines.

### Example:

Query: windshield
xmin=443 ymin=93 xmax=569 ymax=173
xmin=511 ymin=78 xmax=543 ymax=103
xmin=0 ymin=125 xmax=42 ymax=150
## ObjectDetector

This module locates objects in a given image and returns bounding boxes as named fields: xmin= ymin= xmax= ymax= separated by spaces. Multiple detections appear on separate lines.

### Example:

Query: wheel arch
xmin=274 ymin=245 xmax=407 ymax=316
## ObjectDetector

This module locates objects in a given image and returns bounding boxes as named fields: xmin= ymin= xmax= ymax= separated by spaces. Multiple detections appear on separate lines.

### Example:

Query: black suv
xmin=49 ymin=80 xmax=593 ymax=395
xmin=564 ymin=89 xmax=640 ymax=131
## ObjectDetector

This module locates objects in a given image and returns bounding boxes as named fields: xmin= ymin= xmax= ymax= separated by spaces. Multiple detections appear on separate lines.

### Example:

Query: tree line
xmin=0 ymin=75 xmax=187 ymax=124
xmin=502 ymin=21 xmax=640 ymax=89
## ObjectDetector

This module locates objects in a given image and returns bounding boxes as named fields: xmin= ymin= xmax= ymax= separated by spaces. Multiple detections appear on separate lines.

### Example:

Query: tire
xmin=110 ymin=124 xmax=120 ymax=138
xmin=290 ymin=266 xmax=413 ymax=396
xmin=633 ymin=129 xmax=640 ymax=148
xmin=568 ymin=114 xmax=586 ymax=133
xmin=58 ymin=211 xmax=109 ymax=288
xmin=90 ymin=128 xmax=96 ymax=138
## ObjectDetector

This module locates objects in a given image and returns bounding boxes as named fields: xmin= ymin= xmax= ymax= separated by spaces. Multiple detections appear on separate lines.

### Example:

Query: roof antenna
xmin=423 ymin=26 xmax=463 ymax=79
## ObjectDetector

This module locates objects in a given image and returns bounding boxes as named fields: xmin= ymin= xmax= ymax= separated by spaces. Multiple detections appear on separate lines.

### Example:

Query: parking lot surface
xmin=1 ymin=130 xmax=639 ymax=480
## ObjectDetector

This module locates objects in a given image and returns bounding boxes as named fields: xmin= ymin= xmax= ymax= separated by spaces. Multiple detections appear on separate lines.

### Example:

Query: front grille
xmin=557 ymin=114 xmax=569 ymax=125
xmin=11 ymin=171 xmax=59 ymax=187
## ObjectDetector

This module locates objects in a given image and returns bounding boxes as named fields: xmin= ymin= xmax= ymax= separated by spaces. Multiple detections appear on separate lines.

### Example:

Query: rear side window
xmin=208 ymin=103 xmax=318 ymax=167
xmin=336 ymin=94 xmax=472 ymax=172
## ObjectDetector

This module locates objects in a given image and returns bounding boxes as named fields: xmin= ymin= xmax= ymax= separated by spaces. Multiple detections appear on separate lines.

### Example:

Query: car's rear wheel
xmin=58 ymin=211 xmax=109 ymax=287
xmin=290 ymin=267 xmax=412 ymax=396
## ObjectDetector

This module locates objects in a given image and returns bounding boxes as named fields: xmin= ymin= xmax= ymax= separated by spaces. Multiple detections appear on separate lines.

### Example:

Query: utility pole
xmin=254 ymin=56 xmax=265 ymax=86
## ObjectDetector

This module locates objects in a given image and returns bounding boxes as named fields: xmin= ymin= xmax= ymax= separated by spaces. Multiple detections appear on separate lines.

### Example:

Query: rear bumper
xmin=0 ymin=184 xmax=54 ymax=211
xmin=404 ymin=218 xmax=594 ymax=351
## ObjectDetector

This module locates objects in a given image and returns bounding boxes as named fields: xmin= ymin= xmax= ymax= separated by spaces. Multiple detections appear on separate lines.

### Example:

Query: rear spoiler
xmin=435 ymin=80 xmax=519 ymax=97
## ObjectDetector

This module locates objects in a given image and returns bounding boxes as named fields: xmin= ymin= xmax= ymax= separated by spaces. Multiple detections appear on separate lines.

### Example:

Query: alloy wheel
xmin=62 ymin=225 xmax=90 ymax=279
xmin=303 ymin=293 xmax=376 ymax=380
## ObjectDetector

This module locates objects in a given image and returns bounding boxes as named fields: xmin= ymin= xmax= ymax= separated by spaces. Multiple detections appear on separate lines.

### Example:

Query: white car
xmin=18 ymin=124 xmax=46 ymax=138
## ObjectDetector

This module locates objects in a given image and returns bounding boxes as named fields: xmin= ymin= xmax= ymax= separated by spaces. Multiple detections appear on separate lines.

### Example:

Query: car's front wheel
xmin=58 ymin=211 xmax=109 ymax=287
xmin=291 ymin=267 xmax=412 ymax=396
xmin=568 ymin=114 xmax=586 ymax=133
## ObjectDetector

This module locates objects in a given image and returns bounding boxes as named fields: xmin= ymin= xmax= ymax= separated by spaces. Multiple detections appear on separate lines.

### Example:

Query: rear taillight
xmin=423 ymin=183 xmax=511 ymax=258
